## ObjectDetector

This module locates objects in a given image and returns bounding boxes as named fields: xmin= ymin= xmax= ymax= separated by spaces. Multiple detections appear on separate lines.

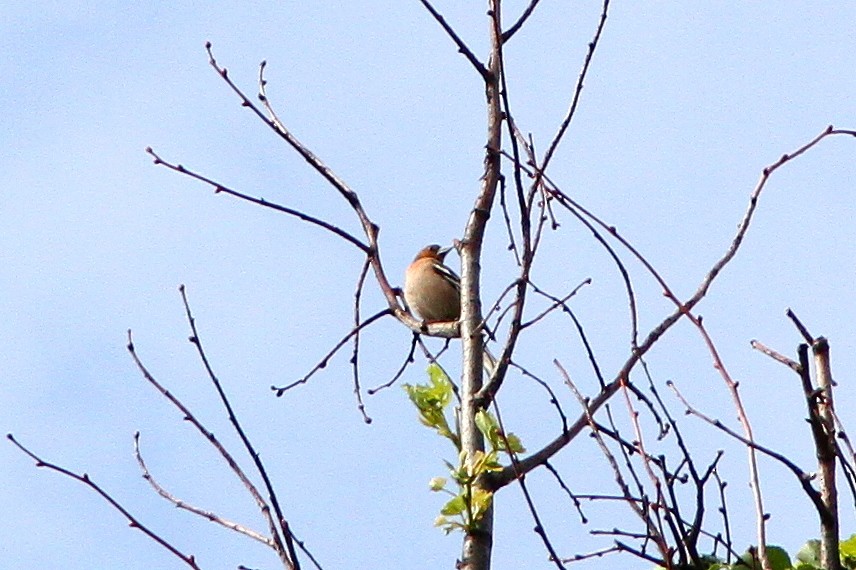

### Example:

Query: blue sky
xmin=2 ymin=2 xmax=855 ymax=569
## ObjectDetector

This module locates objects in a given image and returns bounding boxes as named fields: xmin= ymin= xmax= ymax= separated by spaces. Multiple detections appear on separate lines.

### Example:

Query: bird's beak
xmin=438 ymin=245 xmax=453 ymax=259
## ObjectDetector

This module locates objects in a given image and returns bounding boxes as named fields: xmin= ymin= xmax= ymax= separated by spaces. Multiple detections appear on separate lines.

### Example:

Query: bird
xmin=403 ymin=244 xmax=462 ymax=323
xmin=404 ymin=244 xmax=497 ymax=376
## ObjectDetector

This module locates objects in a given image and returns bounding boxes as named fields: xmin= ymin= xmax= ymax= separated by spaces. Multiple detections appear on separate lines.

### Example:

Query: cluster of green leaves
xmin=404 ymin=363 xmax=525 ymax=535
xmin=660 ymin=535 xmax=856 ymax=570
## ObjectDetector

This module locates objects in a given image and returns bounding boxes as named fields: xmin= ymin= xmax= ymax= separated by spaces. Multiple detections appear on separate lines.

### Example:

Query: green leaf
xmin=738 ymin=546 xmax=792 ymax=570
xmin=440 ymin=494 xmax=466 ymax=516
xmin=475 ymin=410 xmax=499 ymax=446
xmin=504 ymin=432 xmax=526 ymax=453
xmin=403 ymin=365 xmax=460 ymax=446
xmin=469 ymin=487 xmax=494 ymax=521
xmin=795 ymin=540 xmax=820 ymax=566
xmin=766 ymin=546 xmax=793 ymax=570
xmin=474 ymin=409 xmax=526 ymax=454
xmin=841 ymin=534 xmax=856 ymax=561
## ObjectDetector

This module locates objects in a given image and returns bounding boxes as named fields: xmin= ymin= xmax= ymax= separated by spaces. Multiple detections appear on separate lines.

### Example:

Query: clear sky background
xmin=2 ymin=2 xmax=855 ymax=569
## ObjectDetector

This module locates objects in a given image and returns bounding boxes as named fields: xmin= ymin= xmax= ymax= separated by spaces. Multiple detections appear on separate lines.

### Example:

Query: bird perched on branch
xmin=404 ymin=244 xmax=497 ymax=376
xmin=403 ymin=244 xmax=462 ymax=323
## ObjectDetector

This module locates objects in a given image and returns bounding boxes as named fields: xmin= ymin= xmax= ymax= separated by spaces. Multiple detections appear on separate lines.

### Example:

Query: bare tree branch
xmin=134 ymin=432 xmax=273 ymax=547
xmin=417 ymin=0 xmax=491 ymax=79
xmin=8 ymin=434 xmax=203 ymax=570
xmin=501 ymin=0 xmax=542 ymax=43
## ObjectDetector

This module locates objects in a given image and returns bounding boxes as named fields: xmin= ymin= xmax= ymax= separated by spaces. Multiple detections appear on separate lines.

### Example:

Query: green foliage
xmin=404 ymin=364 xmax=459 ymax=449
xmin=659 ymin=536 xmax=856 ymax=570
xmin=475 ymin=409 xmax=526 ymax=454
xmin=841 ymin=534 xmax=856 ymax=568
xmin=405 ymin=363 xmax=525 ymax=535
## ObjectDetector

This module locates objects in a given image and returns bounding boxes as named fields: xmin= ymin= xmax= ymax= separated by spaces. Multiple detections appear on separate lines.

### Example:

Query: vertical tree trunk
xmin=814 ymin=338 xmax=840 ymax=570
xmin=457 ymin=2 xmax=503 ymax=569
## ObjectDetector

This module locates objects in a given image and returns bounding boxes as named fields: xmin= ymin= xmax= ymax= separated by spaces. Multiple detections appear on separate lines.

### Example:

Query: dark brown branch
xmin=367 ymin=333 xmax=418 ymax=395
xmin=542 ymin=461 xmax=588 ymax=524
xmin=272 ymin=308 xmax=392 ymax=395
xmin=539 ymin=0 xmax=609 ymax=176
xmin=146 ymin=147 xmax=368 ymax=253
xmin=417 ymin=0 xmax=491 ymax=80
xmin=350 ymin=257 xmax=373 ymax=424
xmin=178 ymin=286 xmax=305 ymax=570
xmin=8 ymin=434 xmax=202 ymax=570
xmin=559 ymin=545 xmax=621 ymax=564
xmin=501 ymin=0 xmax=542 ymax=43
xmin=200 ymin=43 xmax=457 ymax=340
xmin=511 ymin=361 xmax=569 ymax=432
xmin=787 ymin=307 xmax=815 ymax=343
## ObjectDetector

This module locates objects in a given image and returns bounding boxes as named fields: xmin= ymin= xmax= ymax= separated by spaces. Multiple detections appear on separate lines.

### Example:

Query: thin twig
xmin=750 ymin=339 xmax=801 ymax=372
xmin=272 ymin=309 xmax=391 ymax=395
xmin=522 ymin=278 xmax=591 ymax=328
xmin=8 ymin=434 xmax=202 ymax=570
xmin=493 ymin=399 xmax=568 ymax=569
xmin=683 ymin=314 xmax=770 ymax=570
xmin=133 ymin=432 xmax=273 ymax=547
xmin=177 ymin=286 xmax=305 ymax=569
xmin=146 ymin=147 xmax=368 ymax=253
xmin=539 ymin=0 xmax=609 ymax=177
xmin=368 ymin=333 xmax=418 ymax=395
xmin=350 ymin=257 xmax=373 ymax=423
xmin=502 ymin=0 xmax=542 ymax=43
xmin=417 ymin=0 xmax=490 ymax=80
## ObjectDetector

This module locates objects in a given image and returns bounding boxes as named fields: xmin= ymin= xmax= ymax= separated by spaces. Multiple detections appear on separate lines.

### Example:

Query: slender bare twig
xmin=787 ymin=307 xmax=815 ymax=343
xmin=367 ymin=333 xmax=418 ymax=395
xmin=510 ymin=361 xmax=569 ymax=432
xmin=542 ymin=461 xmax=588 ymax=524
xmin=133 ymin=432 xmax=273 ymax=547
xmin=493 ymin=399 xmax=568 ymax=569
xmin=8 ymin=434 xmax=203 ymax=570
xmin=178 ymin=286 xmax=307 ymax=569
xmin=502 ymin=0 xmax=542 ymax=43
xmin=618 ymin=379 xmax=671 ymax=559
xmin=497 ymin=174 xmax=522 ymax=265
xmin=350 ymin=257 xmax=373 ymax=424
xmin=126 ymin=330 xmax=295 ymax=567
xmin=713 ymin=468 xmax=734 ymax=563
xmin=750 ymin=339 xmax=800 ymax=372
xmin=146 ymin=147 xmax=368 ymax=253
xmin=539 ymin=0 xmax=609 ymax=178
xmin=521 ymin=278 xmax=591 ymax=328
xmin=684 ymin=314 xmax=770 ymax=570
xmin=272 ymin=309 xmax=391 ymax=395
xmin=559 ymin=545 xmax=621 ymax=564
xmin=417 ymin=0 xmax=490 ymax=80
